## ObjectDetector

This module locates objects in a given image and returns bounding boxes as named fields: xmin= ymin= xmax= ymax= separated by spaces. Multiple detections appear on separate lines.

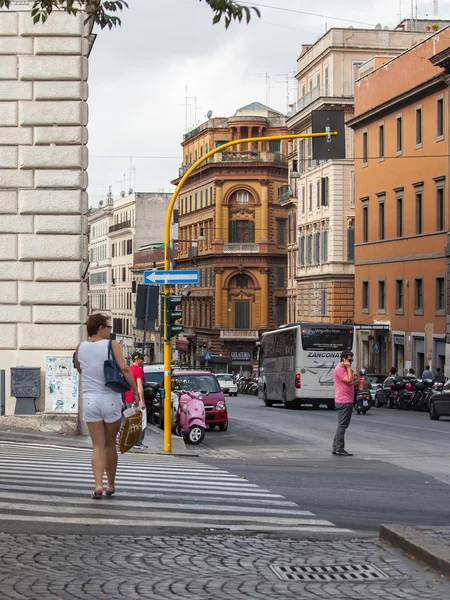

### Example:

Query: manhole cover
xmin=270 ymin=564 xmax=390 ymax=582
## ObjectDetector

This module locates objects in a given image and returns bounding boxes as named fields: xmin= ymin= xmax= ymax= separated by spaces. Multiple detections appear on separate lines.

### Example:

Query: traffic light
xmin=160 ymin=294 xmax=183 ymax=339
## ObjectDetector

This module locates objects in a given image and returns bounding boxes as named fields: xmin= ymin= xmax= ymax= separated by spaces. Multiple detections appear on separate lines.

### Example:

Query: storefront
xmin=230 ymin=351 xmax=254 ymax=377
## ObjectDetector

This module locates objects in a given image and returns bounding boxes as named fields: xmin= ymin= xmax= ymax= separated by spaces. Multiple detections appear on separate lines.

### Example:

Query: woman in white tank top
xmin=75 ymin=314 xmax=139 ymax=499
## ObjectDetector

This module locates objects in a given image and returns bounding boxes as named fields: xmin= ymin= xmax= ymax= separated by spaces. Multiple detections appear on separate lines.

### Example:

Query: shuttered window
xmin=298 ymin=236 xmax=305 ymax=265
xmin=235 ymin=301 xmax=250 ymax=329
xmin=321 ymin=230 xmax=328 ymax=262
xmin=313 ymin=232 xmax=320 ymax=264
xmin=347 ymin=227 xmax=355 ymax=261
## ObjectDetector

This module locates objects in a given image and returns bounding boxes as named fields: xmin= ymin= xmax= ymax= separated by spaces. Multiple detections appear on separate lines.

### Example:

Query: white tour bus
xmin=258 ymin=323 xmax=356 ymax=409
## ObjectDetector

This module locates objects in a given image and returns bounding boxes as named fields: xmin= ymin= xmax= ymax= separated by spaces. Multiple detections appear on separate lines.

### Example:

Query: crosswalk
xmin=0 ymin=441 xmax=351 ymax=534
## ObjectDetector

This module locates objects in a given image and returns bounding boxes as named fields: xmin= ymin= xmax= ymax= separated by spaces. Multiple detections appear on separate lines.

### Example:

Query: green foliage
xmin=201 ymin=0 xmax=260 ymax=28
xmin=0 ymin=0 xmax=260 ymax=29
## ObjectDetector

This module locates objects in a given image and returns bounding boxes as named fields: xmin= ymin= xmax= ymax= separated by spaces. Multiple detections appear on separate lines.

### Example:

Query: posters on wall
xmin=45 ymin=357 xmax=79 ymax=413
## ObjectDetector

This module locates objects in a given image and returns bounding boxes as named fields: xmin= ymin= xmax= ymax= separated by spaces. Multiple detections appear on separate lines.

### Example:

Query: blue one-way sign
xmin=143 ymin=270 xmax=199 ymax=285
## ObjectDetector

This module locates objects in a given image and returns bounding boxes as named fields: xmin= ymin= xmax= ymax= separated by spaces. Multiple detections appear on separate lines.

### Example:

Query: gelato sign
xmin=231 ymin=351 xmax=251 ymax=361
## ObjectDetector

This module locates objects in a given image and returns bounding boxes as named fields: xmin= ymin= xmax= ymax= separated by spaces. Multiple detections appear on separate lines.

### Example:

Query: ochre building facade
xmin=349 ymin=30 xmax=450 ymax=375
xmin=174 ymin=103 xmax=288 ymax=373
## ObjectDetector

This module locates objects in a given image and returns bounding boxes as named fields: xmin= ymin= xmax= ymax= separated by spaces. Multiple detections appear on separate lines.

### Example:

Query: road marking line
xmin=0 ymin=468 xmax=261 ymax=488
xmin=0 ymin=513 xmax=352 ymax=532
xmin=0 ymin=491 xmax=313 ymax=515
xmin=0 ymin=476 xmax=283 ymax=497
xmin=0 ymin=502 xmax=334 ymax=526
xmin=0 ymin=462 xmax=242 ymax=479
xmin=0 ymin=483 xmax=298 ymax=506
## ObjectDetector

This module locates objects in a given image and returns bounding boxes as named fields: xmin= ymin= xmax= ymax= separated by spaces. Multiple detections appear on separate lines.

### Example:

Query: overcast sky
xmin=87 ymin=0 xmax=449 ymax=207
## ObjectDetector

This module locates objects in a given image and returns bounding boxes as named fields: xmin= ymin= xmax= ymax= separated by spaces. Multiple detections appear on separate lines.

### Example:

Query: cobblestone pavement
xmin=0 ymin=533 xmax=449 ymax=599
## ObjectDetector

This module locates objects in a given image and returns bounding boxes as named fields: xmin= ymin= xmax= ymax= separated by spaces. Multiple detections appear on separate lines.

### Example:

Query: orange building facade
xmin=173 ymin=103 xmax=289 ymax=373
xmin=349 ymin=31 xmax=450 ymax=375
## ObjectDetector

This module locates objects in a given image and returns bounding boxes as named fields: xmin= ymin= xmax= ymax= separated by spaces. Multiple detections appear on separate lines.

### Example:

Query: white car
xmin=217 ymin=373 xmax=238 ymax=397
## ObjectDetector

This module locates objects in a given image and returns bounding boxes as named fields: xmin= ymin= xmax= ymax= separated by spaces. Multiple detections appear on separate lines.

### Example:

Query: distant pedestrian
xmin=75 ymin=314 xmax=139 ymax=499
xmin=389 ymin=366 xmax=397 ymax=376
xmin=406 ymin=368 xmax=415 ymax=377
xmin=422 ymin=365 xmax=433 ymax=380
xmin=434 ymin=367 xmax=445 ymax=383
xmin=124 ymin=352 xmax=147 ymax=448
xmin=332 ymin=351 xmax=357 ymax=457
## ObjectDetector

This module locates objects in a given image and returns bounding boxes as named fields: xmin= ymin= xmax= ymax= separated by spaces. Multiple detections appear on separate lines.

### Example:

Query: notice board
xmin=45 ymin=357 xmax=79 ymax=413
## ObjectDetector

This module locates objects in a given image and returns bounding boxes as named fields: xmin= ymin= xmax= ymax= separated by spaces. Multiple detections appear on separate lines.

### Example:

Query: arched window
xmin=236 ymin=274 xmax=249 ymax=288
xmin=236 ymin=191 xmax=249 ymax=204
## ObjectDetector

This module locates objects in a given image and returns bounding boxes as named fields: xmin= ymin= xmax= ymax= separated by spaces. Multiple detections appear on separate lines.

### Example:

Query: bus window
xmin=301 ymin=327 xmax=353 ymax=351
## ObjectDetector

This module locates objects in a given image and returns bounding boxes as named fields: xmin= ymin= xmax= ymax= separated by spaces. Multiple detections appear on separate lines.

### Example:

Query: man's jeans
xmin=332 ymin=402 xmax=353 ymax=452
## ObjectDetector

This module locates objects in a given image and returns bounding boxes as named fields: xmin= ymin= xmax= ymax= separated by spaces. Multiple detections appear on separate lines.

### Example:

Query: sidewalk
xmin=0 ymin=423 xmax=190 ymax=455
xmin=0 ymin=532 xmax=449 ymax=599
xmin=381 ymin=524 xmax=450 ymax=578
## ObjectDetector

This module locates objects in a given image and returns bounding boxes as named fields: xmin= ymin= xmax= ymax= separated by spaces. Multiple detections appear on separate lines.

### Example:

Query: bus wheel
xmin=263 ymin=389 xmax=273 ymax=407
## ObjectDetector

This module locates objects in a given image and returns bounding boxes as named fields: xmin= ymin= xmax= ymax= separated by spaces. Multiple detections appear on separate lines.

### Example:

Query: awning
xmin=176 ymin=339 xmax=190 ymax=351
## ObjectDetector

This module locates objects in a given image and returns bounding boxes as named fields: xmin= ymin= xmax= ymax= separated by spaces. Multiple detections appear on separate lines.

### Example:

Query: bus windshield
xmin=301 ymin=327 xmax=353 ymax=352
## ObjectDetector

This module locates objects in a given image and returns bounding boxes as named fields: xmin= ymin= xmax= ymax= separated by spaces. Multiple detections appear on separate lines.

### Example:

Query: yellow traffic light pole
xmin=162 ymin=131 xmax=337 ymax=452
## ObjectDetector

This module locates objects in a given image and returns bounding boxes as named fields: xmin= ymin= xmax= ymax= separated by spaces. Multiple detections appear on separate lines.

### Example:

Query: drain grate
xmin=270 ymin=564 xmax=390 ymax=582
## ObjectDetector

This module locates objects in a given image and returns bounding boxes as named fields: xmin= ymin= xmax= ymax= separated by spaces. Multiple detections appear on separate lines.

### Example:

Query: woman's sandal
xmin=105 ymin=487 xmax=115 ymax=497
xmin=92 ymin=486 xmax=103 ymax=499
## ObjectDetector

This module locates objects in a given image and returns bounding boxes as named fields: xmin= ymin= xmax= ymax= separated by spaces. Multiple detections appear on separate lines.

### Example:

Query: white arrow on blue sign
xmin=143 ymin=270 xmax=199 ymax=285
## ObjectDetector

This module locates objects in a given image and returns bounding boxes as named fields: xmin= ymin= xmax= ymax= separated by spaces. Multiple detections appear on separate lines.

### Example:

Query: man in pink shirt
xmin=332 ymin=350 xmax=356 ymax=456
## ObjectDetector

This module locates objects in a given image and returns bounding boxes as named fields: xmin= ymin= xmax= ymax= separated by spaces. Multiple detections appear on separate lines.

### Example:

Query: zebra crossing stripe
xmin=0 ymin=444 xmax=351 ymax=533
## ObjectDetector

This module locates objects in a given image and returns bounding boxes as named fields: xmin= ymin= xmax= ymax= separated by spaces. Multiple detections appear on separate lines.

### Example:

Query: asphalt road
xmin=197 ymin=394 xmax=450 ymax=534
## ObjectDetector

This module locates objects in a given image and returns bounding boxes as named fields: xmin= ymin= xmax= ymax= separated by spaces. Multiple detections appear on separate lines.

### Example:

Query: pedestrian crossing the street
xmin=0 ymin=441 xmax=351 ymax=534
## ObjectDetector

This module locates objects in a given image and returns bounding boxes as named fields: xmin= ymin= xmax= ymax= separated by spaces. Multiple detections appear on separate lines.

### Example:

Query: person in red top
xmin=124 ymin=352 xmax=147 ymax=448
xmin=332 ymin=350 xmax=357 ymax=456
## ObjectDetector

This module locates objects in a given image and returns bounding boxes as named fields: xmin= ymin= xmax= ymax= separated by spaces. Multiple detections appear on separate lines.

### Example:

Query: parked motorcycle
xmin=397 ymin=382 xmax=415 ymax=410
xmin=387 ymin=378 xmax=405 ymax=409
xmin=174 ymin=389 xmax=206 ymax=445
xmin=410 ymin=378 xmax=434 ymax=411
xmin=143 ymin=382 xmax=162 ymax=427
xmin=354 ymin=390 xmax=371 ymax=414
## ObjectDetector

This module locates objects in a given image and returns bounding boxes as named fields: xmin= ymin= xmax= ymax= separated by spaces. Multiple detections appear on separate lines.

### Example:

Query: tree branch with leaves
xmin=0 ymin=0 xmax=260 ymax=29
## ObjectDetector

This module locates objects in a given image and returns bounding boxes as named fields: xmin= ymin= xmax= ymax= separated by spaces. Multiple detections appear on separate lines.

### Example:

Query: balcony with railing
xmin=278 ymin=185 xmax=292 ymax=204
xmin=109 ymin=220 xmax=131 ymax=233
xmin=223 ymin=243 xmax=259 ymax=253
xmin=220 ymin=329 xmax=259 ymax=341
xmin=178 ymin=151 xmax=286 ymax=176
xmin=287 ymin=82 xmax=355 ymax=118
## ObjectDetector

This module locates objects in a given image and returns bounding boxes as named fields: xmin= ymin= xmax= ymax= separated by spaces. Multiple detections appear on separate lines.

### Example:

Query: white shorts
xmin=83 ymin=393 xmax=122 ymax=424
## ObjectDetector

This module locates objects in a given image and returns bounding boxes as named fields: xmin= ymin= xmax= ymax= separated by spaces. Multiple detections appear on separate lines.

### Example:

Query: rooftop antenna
xmin=434 ymin=0 xmax=438 ymax=16
xmin=398 ymin=0 xmax=402 ymax=21
xmin=106 ymin=185 xmax=113 ymax=205
xmin=256 ymin=72 xmax=271 ymax=106
xmin=276 ymin=71 xmax=296 ymax=113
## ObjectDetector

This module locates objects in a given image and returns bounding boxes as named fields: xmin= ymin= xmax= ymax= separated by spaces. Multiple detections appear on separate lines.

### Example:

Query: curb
xmin=0 ymin=424 xmax=193 ymax=457
xmin=380 ymin=524 xmax=450 ymax=577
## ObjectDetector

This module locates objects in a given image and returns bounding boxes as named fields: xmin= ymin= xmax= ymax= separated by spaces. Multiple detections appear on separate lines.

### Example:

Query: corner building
xmin=0 ymin=6 xmax=91 ymax=419
xmin=174 ymin=103 xmax=288 ymax=373
xmin=348 ymin=30 xmax=450 ymax=375
xmin=285 ymin=27 xmax=429 ymax=325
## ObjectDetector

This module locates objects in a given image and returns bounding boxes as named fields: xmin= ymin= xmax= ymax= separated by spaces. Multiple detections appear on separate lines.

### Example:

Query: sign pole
xmin=162 ymin=130 xmax=338 ymax=452
xmin=142 ymin=284 xmax=149 ymax=362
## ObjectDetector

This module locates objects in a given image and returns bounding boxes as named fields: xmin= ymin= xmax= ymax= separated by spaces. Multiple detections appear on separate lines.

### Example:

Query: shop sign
xmin=231 ymin=351 xmax=251 ymax=361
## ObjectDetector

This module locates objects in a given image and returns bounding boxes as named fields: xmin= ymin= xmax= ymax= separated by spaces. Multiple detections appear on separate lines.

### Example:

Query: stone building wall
xmin=0 ymin=7 xmax=90 ymax=419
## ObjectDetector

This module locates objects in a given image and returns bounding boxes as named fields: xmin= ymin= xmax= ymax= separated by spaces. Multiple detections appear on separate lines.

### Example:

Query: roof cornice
xmin=347 ymin=75 xmax=446 ymax=129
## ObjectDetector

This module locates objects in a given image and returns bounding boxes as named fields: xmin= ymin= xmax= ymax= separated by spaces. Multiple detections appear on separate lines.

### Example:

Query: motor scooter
xmin=174 ymin=390 xmax=206 ymax=445
xmin=354 ymin=390 xmax=371 ymax=414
